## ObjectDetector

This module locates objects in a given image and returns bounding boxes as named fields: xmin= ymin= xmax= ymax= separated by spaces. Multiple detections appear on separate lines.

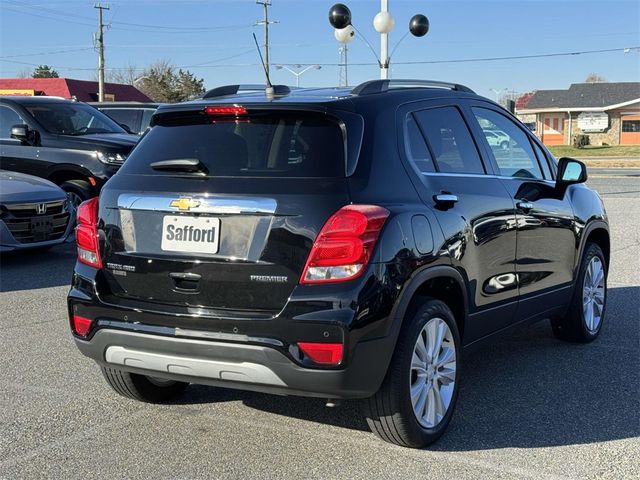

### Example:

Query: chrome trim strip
xmin=421 ymin=172 xmax=555 ymax=184
xmin=117 ymin=194 xmax=277 ymax=215
xmin=5 ymin=200 xmax=65 ymax=210
xmin=174 ymin=328 xmax=284 ymax=347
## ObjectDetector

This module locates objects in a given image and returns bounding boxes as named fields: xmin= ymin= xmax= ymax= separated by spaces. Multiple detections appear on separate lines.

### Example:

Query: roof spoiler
xmin=202 ymin=84 xmax=291 ymax=99
xmin=351 ymin=79 xmax=475 ymax=96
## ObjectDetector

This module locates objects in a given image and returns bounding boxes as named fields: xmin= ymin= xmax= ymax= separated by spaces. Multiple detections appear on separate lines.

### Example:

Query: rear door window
xmin=472 ymin=107 xmax=544 ymax=180
xmin=121 ymin=111 xmax=345 ymax=178
xmin=404 ymin=114 xmax=435 ymax=173
xmin=101 ymin=108 xmax=143 ymax=133
xmin=413 ymin=107 xmax=486 ymax=174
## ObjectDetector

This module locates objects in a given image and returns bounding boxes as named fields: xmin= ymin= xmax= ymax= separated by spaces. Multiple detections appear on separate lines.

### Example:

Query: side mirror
xmin=557 ymin=157 xmax=587 ymax=187
xmin=10 ymin=124 xmax=30 ymax=142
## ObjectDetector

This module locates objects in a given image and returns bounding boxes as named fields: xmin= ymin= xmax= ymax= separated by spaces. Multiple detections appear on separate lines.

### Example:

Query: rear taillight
xmin=300 ymin=205 xmax=389 ymax=284
xmin=297 ymin=342 xmax=343 ymax=366
xmin=76 ymin=197 xmax=102 ymax=268
xmin=72 ymin=314 xmax=93 ymax=337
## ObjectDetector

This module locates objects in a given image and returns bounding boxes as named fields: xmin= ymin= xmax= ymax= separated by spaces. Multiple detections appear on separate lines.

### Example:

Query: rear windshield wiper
xmin=149 ymin=158 xmax=208 ymax=174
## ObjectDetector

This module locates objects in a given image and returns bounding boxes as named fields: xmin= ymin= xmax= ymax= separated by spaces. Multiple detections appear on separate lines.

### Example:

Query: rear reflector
xmin=300 ymin=205 xmax=389 ymax=284
xmin=204 ymin=105 xmax=247 ymax=116
xmin=75 ymin=197 xmax=102 ymax=268
xmin=297 ymin=342 xmax=343 ymax=365
xmin=72 ymin=315 xmax=92 ymax=337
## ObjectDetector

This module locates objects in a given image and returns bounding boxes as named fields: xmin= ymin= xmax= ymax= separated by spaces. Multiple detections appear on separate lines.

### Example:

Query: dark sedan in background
xmin=0 ymin=170 xmax=74 ymax=251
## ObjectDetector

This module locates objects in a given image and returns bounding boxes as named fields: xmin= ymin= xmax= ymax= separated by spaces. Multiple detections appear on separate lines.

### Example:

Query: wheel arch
xmin=47 ymin=165 xmax=94 ymax=187
xmin=390 ymin=265 xmax=469 ymax=344
xmin=578 ymin=220 xmax=610 ymax=271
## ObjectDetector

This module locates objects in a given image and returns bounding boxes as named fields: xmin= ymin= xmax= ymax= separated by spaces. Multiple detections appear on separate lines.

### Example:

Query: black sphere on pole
xmin=328 ymin=3 xmax=352 ymax=29
xmin=409 ymin=14 xmax=429 ymax=37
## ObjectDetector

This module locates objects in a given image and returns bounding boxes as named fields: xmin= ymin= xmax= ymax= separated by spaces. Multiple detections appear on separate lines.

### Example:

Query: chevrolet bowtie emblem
xmin=170 ymin=198 xmax=200 ymax=211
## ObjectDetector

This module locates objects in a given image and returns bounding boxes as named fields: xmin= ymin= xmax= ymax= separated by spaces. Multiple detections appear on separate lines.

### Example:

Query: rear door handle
xmin=517 ymin=201 xmax=534 ymax=212
xmin=433 ymin=193 xmax=459 ymax=205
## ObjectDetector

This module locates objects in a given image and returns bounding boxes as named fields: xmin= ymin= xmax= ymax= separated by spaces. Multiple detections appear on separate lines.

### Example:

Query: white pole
xmin=380 ymin=0 xmax=389 ymax=79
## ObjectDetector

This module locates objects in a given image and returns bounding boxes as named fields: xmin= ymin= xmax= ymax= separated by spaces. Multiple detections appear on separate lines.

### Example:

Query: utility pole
xmin=255 ymin=1 xmax=275 ymax=82
xmin=94 ymin=3 xmax=109 ymax=102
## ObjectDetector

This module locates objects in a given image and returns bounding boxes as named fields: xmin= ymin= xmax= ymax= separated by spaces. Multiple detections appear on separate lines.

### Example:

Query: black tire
xmin=551 ymin=243 xmax=607 ymax=343
xmin=500 ymin=140 xmax=509 ymax=150
xmin=363 ymin=298 xmax=461 ymax=448
xmin=59 ymin=179 xmax=93 ymax=208
xmin=101 ymin=366 xmax=189 ymax=403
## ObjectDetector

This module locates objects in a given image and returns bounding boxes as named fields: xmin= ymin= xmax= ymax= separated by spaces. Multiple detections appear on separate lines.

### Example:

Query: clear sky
xmin=1 ymin=0 xmax=639 ymax=99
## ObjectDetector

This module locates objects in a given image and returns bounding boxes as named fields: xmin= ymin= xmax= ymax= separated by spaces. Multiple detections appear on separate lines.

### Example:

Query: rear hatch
xmin=98 ymin=105 xmax=358 ymax=315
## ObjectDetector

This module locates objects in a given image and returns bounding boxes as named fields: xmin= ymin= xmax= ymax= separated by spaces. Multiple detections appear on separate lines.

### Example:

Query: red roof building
xmin=515 ymin=91 xmax=536 ymax=111
xmin=0 ymin=78 xmax=151 ymax=102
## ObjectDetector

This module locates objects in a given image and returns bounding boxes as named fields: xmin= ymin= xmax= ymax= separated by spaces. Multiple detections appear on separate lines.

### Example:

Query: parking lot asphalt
xmin=1 ymin=176 xmax=638 ymax=480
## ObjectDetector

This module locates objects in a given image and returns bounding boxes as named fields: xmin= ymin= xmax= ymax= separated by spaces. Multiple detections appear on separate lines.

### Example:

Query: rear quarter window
xmin=120 ymin=111 xmax=345 ymax=178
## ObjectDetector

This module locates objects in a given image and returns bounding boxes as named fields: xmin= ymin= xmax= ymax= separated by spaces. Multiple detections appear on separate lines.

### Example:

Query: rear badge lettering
xmin=106 ymin=262 xmax=136 ymax=276
xmin=250 ymin=275 xmax=288 ymax=283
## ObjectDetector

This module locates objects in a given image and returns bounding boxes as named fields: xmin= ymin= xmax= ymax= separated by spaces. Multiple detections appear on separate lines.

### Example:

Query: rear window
xmin=120 ymin=112 xmax=345 ymax=178
xmin=101 ymin=108 xmax=143 ymax=133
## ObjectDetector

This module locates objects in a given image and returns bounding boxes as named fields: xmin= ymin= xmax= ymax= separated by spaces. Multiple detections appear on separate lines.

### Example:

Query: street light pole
xmin=380 ymin=0 xmax=389 ymax=80
xmin=329 ymin=3 xmax=428 ymax=81
xmin=275 ymin=65 xmax=321 ymax=87
xmin=490 ymin=88 xmax=508 ymax=103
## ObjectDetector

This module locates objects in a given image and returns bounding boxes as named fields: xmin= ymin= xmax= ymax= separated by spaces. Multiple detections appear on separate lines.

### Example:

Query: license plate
xmin=161 ymin=215 xmax=220 ymax=254
xmin=31 ymin=216 xmax=54 ymax=241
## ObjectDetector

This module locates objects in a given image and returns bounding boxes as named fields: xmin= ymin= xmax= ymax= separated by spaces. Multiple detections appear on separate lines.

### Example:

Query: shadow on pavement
xmin=0 ymin=240 xmax=76 ymax=292
xmin=173 ymin=286 xmax=639 ymax=449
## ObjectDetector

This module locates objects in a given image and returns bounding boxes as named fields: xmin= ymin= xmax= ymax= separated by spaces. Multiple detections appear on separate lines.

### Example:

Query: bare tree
xmin=585 ymin=73 xmax=606 ymax=83
xmin=16 ymin=68 xmax=31 ymax=78
xmin=107 ymin=64 xmax=140 ymax=85
xmin=136 ymin=59 xmax=205 ymax=102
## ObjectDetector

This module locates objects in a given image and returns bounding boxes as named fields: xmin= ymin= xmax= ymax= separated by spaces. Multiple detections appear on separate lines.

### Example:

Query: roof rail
xmin=202 ymin=84 xmax=291 ymax=99
xmin=351 ymin=79 xmax=475 ymax=96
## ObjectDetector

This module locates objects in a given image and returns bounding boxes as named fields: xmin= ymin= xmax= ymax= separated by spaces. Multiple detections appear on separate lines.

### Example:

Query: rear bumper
xmin=74 ymin=327 xmax=391 ymax=399
xmin=68 ymin=261 xmax=399 ymax=399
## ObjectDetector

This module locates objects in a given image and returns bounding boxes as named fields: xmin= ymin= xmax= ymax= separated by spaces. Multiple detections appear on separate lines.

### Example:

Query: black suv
xmin=67 ymin=80 xmax=609 ymax=448
xmin=0 ymin=96 xmax=139 ymax=206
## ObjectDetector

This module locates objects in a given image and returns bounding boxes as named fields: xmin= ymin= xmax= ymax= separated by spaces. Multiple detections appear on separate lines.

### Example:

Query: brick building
xmin=517 ymin=82 xmax=640 ymax=146
xmin=0 ymin=78 xmax=151 ymax=102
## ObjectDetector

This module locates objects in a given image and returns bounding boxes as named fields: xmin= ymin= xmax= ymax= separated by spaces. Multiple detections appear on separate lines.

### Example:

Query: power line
xmin=0 ymin=47 xmax=94 ymax=59
xmin=277 ymin=46 xmax=640 ymax=67
xmin=3 ymin=2 xmax=253 ymax=32
xmin=1 ymin=46 xmax=636 ymax=73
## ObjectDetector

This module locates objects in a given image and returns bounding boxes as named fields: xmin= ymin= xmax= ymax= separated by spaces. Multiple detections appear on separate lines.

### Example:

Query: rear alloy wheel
xmin=410 ymin=317 xmax=457 ymax=429
xmin=364 ymin=298 xmax=461 ymax=448
xmin=552 ymin=242 xmax=607 ymax=342
xmin=101 ymin=366 xmax=189 ymax=403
